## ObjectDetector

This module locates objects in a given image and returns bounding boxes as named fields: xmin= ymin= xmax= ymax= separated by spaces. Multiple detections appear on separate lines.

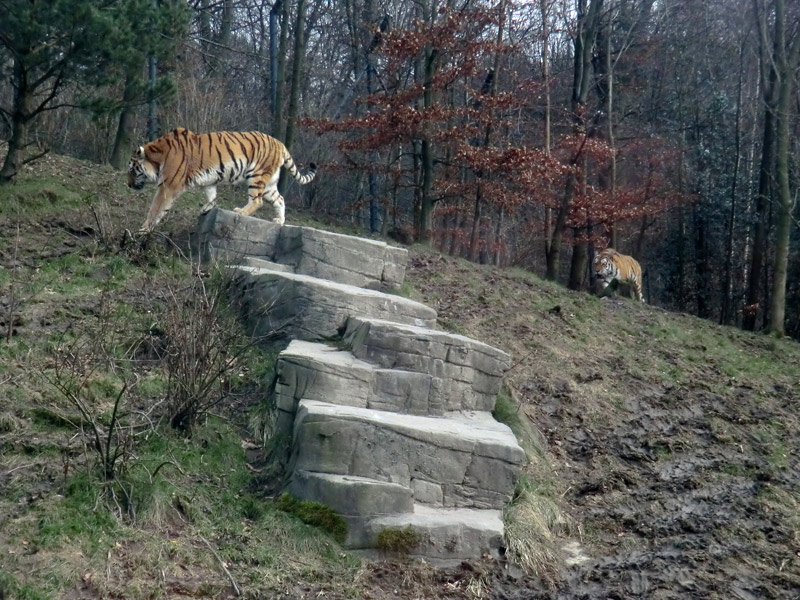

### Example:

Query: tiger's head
xmin=593 ymin=251 xmax=617 ymax=291
xmin=127 ymin=146 xmax=158 ymax=190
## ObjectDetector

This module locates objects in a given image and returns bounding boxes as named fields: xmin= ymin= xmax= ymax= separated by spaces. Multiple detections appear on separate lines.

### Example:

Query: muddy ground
xmin=405 ymin=251 xmax=800 ymax=599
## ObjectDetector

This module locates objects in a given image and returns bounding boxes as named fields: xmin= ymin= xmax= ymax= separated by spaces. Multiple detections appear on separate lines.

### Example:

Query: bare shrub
xmin=40 ymin=295 xmax=147 ymax=514
xmin=160 ymin=269 xmax=257 ymax=433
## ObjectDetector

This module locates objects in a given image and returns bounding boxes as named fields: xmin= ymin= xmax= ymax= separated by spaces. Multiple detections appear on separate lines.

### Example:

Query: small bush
xmin=159 ymin=268 xmax=261 ymax=433
xmin=375 ymin=526 xmax=421 ymax=554
xmin=275 ymin=493 xmax=347 ymax=543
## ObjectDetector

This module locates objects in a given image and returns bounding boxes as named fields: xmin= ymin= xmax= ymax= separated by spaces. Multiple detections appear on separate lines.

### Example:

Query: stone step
xmin=228 ymin=266 xmax=437 ymax=344
xmin=239 ymin=256 xmax=295 ymax=273
xmin=286 ymin=470 xmax=414 ymax=518
xmin=356 ymin=504 xmax=506 ymax=562
xmin=285 ymin=471 xmax=505 ymax=562
xmin=342 ymin=316 xmax=511 ymax=412
xmin=195 ymin=208 xmax=407 ymax=291
xmin=289 ymin=400 xmax=525 ymax=511
xmin=273 ymin=340 xmax=442 ymax=435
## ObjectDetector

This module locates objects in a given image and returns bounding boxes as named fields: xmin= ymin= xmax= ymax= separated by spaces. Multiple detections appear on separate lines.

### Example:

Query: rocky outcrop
xmin=195 ymin=207 xmax=407 ymax=291
xmin=196 ymin=208 xmax=526 ymax=562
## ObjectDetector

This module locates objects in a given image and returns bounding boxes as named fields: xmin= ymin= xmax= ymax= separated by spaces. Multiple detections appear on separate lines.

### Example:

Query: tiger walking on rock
xmin=593 ymin=248 xmax=645 ymax=303
xmin=128 ymin=128 xmax=317 ymax=233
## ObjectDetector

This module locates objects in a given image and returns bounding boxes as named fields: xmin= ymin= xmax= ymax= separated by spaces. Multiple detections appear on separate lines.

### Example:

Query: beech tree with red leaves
xmin=309 ymin=1 xmax=558 ymax=247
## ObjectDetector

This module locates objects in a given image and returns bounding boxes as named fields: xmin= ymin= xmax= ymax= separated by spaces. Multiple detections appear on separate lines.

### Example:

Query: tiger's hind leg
xmin=266 ymin=188 xmax=285 ymax=225
xmin=631 ymin=277 xmax=645 ymax=302
xmin=233 ymin=182 xmax=265 ymax=217
xmin=260 ymin=177 xmax=285 ymax=225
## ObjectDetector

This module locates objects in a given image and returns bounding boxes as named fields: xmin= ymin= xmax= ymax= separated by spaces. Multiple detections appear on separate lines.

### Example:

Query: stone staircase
xmin=195 ymin=208 xmax=526 ymax=562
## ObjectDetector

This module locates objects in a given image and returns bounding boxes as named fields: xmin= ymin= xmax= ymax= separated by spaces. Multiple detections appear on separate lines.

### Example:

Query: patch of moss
xmin=276 ymin=493 xmax=347 ymax=543
xmin=376 ymin=526 xmax=421 ymax=554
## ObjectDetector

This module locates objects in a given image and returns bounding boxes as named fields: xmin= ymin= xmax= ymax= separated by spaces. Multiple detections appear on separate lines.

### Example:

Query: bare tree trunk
xmin=545 ymin=0 xmax=603 ymax=281
xmin=767 ymin=0 xmax=800 ymax=334
xmin=599 ymin=15 xmax=617 ymax=248
xmin=218 ymin=0 xmax=233 ymax=53
xmin=272 ymin=0 xmax=291 ymax=141
xmin=493 ymin=206 xmax=504 ymax=266
xmin=745 ymin=0 xmax=781 ymax=331
xmin=269 ymin=0 xmax=282 ymax=116
xmin=468 ymin=187 xmax=482 ymax=261
xmin=568 ymin=228 xmax=588 ymax=290
xmin=693 ymin=201 xmax=709 ymax=319
xmin=676 ymin=207 xmax=686 ymax=311
xmin=283 ymin=0 xmax=308 ymax=152
xmin=744 ymin=99 xmax=775 ymax=330
xmin=568 ymin=155 xmax=589 ymax=290
xmin=280 ymin=0 xmax=309 ymax=194
xmin=365 ymin=1 xmax=380 ymax=233
xmin=721 ymin=37 xmax=746 ymax=325
xmin=0 ymin=58 xmax=33 ymax=184
xmin=541 ymin=0 xmax=553 ymax=257
xmin=415 ymin=0 xmax=438 ymax=244
xmin=110 ymin=73 xmax=140 ymax=169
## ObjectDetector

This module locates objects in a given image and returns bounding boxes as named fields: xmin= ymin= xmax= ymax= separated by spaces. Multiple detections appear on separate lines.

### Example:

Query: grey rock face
xmin=359 ymin=505 xmax=506 ymax=561
xmin=273 ymin=340 xmax=440 ymax=435
xmin=343 ymin=316 xmax=511 ymax=412
xmin=195 ymin=208 xmax=408 ymax=291
xmin=228 ymin=266 xmax=437 ymax=343
xmin=196 ymin=208 xmax=525 ymax=561
xmin=288 ymin=400 xmax=525 ymax=511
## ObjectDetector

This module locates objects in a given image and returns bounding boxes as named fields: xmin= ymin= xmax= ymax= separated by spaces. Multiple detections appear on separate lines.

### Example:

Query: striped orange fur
xmin=128 ymin=128 xmax=316 ymax=233
xmin=594 ymin=248 xmax=645 ymax=302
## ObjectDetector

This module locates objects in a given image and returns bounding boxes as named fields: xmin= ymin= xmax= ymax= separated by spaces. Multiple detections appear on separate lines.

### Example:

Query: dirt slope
xmin=404 ymin=249 xmax=800 ymax=599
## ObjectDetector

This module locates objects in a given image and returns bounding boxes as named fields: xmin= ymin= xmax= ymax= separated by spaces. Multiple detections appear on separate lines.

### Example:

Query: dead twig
xmin=200 ymin=535 xmax=241 ymax=597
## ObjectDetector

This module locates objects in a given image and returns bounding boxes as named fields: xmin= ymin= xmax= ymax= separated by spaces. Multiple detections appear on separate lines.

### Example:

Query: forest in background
xmin=1 ymin=0 xmax=799 ymax=338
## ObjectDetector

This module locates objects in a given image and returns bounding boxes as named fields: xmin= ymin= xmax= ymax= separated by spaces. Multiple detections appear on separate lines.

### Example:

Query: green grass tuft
xmin=0 ymin=569 xmax=51 ymax=600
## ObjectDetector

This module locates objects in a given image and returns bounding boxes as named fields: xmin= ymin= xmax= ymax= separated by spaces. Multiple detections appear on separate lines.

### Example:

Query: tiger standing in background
xmin=128 ymin=128 xmax=316 ymax=233
xmin=593 ymin=248 xmax=645 ymax=302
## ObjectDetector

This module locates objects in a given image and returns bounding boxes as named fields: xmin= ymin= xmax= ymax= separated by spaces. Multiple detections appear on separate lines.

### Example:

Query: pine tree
xmin=0 ymin=0 xmax=187 ymax=181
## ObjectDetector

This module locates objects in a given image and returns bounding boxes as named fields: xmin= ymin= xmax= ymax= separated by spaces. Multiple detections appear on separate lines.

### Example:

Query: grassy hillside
xmin=404 ymin=249 xmax=800 ymax=598
xmin=1 ymin=153 xmax=799 ymax=599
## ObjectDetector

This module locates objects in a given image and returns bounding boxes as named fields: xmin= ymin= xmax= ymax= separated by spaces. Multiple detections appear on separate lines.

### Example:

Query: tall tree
xmin=107 ymin=0 xmax=188 ymax=169
xmin=745 ymin=0 xmax=800 ymax=333
xmin=279 ymin=0 xmax=311 ymax=195
xmin=545 ymin=0 xmax=604 ymax=281
xmin=762 ymin=0 xmax=800 ymax=334
xmin=0 ymin=1 xmax=120 ymax=182
xmin=272 ymin=0 xmax=292 ymax=140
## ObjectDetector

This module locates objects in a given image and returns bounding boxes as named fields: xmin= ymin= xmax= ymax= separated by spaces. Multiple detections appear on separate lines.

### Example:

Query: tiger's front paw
xmin=271 ymin=218 xmax=285 ymax=225
xmin=233 ymin=207 xmax=245 ymax=214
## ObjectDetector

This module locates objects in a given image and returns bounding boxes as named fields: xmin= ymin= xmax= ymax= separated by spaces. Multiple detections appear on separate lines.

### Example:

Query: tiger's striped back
xmin=593 ymin=248 xmax=645 ymax=302
xmin=129 ymin=128 xmax=316 ymax=233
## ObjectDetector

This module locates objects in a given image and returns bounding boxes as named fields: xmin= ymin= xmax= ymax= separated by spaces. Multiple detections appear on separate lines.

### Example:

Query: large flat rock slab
xmin=342 ymin=317 xmax=511 ymax=411
xmin=355 ymin=505 xmax=506 ymax=562
xmin=273 ymin=341 xmax=441 ymax=435
xmin=195 ymin=208 xmax=407 ymax=290
xmin=289 ymin=400 xmax=525 ymax=510
xmin=287 ymin=472 xmax=505 ymax=562
xmin=286 ymin=470 xmax=414 ymax=518
xmin=228 ymin=266 xmax=437 ymax=344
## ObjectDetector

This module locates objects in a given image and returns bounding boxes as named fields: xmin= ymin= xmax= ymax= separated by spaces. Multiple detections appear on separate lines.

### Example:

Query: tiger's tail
xmin=283 ymin=151 xmax=317 ymax=185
